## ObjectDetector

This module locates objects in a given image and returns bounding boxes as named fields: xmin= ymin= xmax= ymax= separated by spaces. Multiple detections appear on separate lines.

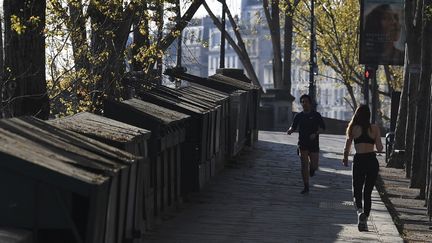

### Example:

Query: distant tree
xmin=263 ymin=0 xmax=282 ymax=89
xmin=262 ymin=0 xmax=300 ymax=92
xmin=46 ymin=0 xmax=135 ymax=113
xmin=2 ymin=0 xmax=49 ymax=119
xmin=45 ymin=0 xmax=203 ymax=116
xmin=295 ymin=0 xmax=360 ymax=110
xmin=295 ymin=0 xmax=403 ymax=113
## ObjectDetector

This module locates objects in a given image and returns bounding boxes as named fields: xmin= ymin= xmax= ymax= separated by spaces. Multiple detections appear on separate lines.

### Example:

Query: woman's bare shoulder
xmin=351 ymin=125 xmax=361 ymax=137
xmin=370 ymin=124 xmax=380 ymax=135
xmin=352 ymin=124 xmax=361 ymax=129
xmin=370 ymin=124 xmax=379 ymax=130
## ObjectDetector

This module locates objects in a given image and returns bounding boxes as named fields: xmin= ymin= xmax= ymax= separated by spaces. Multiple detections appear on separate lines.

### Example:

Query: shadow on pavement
xmin=142 ymin=135 xmax=385 ymax=243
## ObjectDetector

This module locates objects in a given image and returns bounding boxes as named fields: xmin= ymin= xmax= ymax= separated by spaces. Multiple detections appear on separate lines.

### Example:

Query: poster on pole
xmin=359 ymin=0 xmax=405 ymax=65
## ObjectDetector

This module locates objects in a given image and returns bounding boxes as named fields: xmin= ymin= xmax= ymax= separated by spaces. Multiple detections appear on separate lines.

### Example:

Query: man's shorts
xmin=298 ymin=142 xmax=320 ymax=154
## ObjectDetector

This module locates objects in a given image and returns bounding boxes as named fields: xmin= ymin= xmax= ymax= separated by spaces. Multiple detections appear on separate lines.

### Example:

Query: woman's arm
xmin=373 ymin=125 xmax=384 ymax=152
xmin=342 ymin=135 xmax=353 ymax=166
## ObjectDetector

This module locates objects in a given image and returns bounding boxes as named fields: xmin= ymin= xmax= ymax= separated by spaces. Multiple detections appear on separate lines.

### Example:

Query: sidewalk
xmin=143 ymin=131 xmax=403 ymax=242
xmin=375 ymin=151 xmax=432 ymax=242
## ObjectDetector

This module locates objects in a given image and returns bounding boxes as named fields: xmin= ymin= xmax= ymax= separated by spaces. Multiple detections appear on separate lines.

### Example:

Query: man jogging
xmin=287 ymin=94 xmax=325 ymax=194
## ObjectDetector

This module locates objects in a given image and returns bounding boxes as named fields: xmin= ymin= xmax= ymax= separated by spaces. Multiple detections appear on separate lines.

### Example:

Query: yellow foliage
xmin=46 ymin=0 xmax=177 ymax=116
xmin=11 ymin=15 xmax=27 ymax=34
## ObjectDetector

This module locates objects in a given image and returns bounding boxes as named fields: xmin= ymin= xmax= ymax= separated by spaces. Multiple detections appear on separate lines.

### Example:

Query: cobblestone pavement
xmin=143 ymin=132 xmax=403 ymax=242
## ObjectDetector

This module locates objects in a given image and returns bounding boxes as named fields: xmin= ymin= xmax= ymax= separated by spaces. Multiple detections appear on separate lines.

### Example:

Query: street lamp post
xmin=309 ymin=0 xmax=317 ymax=108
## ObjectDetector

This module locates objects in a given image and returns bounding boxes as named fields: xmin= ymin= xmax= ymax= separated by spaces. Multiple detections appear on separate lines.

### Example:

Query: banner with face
xmin=359 ymin=0 xmax=406 ymax=65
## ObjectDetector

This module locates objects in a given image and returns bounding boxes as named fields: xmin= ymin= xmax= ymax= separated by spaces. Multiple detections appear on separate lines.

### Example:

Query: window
xmin=334 ymin=89 xmax=338 ymax=105
xmin=320 ymin=89 xmax=324 ymax=105
xmin=251 ymin=60 xmax=259 ymax=74
xmin=190 ymin=30 xmax=196 ymax=44
xmin=325 ymin=89 xmax=329 ymax=105
xmin=210 ymin=31 xmax=221 ymax=48
xmin=264 ymin=67 xmax=273 ymax=85
xmin=198 ymin=29 xmax=202 ymax=41
xmin=247 ymin=39 xmax=258 ymax=55
xmin=183 ymin=30 xmax=189 ymax=42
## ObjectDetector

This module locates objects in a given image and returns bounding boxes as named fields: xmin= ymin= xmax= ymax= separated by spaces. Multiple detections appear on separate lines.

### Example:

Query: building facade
xmin=166 ymin=0 xmax=361 ymax=121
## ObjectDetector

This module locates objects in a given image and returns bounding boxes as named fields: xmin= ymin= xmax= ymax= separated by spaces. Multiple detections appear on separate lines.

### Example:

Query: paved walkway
xmin=143 ymin=132 xmax=403 ymax=242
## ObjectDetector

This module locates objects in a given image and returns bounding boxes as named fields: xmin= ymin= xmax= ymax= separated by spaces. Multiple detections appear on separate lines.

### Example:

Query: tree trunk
xmin=428 ymin=82 xmax=432 ymax=214
xmin=0 ymin=13 xmax=4 ymax=82
xmin=272 ymin=0 xmax=282 ymax=89
xmin=263 ymin=0 xmax=282 ymax=89
xmin=132 ymin=3 xmax=149 ymax=72
xmin=388 ymin=57 xmax=409 ymax=168
xmin=410 ymin=0 xmax=432 ymax=194
xmin=68 ymin=0 xmax=90 ymax=72
xmin=155 ymin=3 xmax=164 ymax=85
xmin=373 ymin=76 xmax=383 ymax=126
xmin=281 ymin=1 xmax=299 ymax=125
xmin=89 ymin=2 xmax=134 ymax=110
xmin=422 ymin=109 xmax=430 ymax=198
xmin=3 ymin=0 xmax=49 ymax=119
xmin=283 ymin=12 xmax=293 ymax=91
xmin=0 ymin=12 xmax=4 ymax=118
xmin=282 ymin=0 xmax=299 ymax=92
xmin=345 ymin=81 xmax=357 ymax=111
xmin=67 ymin=0 xmax=91 ymax=110
xmin=404 ymin=0 xmax=423 ymax=178
xmin=383 ymin=65 xmax=395 ymax=94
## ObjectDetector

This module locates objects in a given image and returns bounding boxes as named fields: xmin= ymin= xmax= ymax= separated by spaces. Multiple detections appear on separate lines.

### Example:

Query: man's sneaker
xmin=357 ymin=211 xmax=368 ymax=232
xmin=300 ymin=186 xmax=309 ymax=194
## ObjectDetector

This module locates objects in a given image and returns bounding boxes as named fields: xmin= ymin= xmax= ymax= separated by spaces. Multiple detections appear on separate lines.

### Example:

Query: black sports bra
xmin=354 ymin=128 xmax=375 ymax=144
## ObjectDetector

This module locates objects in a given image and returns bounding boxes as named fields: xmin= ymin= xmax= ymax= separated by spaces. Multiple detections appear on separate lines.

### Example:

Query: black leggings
xmin=352 ymin=152 xmax=379 ymax=217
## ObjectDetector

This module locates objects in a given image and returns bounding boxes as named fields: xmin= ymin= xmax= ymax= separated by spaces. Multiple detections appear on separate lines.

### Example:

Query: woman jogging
xmin=342 ymin=105 xmax=383 ymax=231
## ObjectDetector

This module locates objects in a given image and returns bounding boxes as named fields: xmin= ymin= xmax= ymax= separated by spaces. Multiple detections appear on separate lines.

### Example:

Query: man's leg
xmin=299 ymin=148 xmax=310 ymax=193
xmin=309 ymin=152 xmax=319 ymax=177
